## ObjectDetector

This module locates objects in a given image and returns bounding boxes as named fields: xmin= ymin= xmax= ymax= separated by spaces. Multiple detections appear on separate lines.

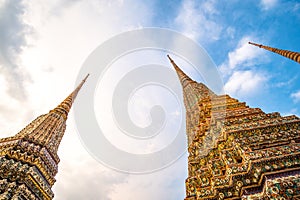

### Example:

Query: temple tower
xmin=0 ymin=75 xmax=88 ymax=199
xmin=249 ymin=42 xmax=300 ymax=64
xmin=168 ymin=56 xmax=300 ymax=199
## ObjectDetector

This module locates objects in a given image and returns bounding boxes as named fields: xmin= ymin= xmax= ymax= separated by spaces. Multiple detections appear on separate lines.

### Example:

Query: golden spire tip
xmin=248 ymin=42 xmax=300 ymax=64
xmin=168 ymin=55 xmax=177 ymax=65
xmin=83 ymin=74 xmax=90 ymax=82
xmin=248 ymin=41 xmax=262 ymax=48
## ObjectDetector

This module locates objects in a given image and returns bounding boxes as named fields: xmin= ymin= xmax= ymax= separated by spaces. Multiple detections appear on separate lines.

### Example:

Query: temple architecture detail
xmin=168 ymin=55 xmax=300 ymax=200
xmin=0 ymin=75 xmax=88 ymax=199
xmin=249 ymin=42 xmax=300 ymax=64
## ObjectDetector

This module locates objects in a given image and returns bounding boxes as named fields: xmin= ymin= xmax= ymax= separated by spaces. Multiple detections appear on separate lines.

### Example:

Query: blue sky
xmin=165 ymin=0 xmax=300 ymax=116
xmin=0 ymin=0 xmax=299 ymax=199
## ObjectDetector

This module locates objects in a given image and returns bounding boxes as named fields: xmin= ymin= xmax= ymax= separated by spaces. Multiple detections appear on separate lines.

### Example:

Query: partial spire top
xmin=167 ymin=55 xmax=186 ymax=76
xmin=167 ymin=55 xmax=215 ymax=113
xmin=167 ymin=55 xmax=194 ymax=88
xmin=51 ymin=74 xmax=89 ymax=119
xmin=249 ymin=42 xmax=300 ymax=64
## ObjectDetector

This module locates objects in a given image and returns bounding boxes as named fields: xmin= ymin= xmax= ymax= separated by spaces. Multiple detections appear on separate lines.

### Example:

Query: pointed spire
xmin=167 ymin=55 xmax=214 ymax=112
xmin=0 ymin=74 xmax=90 ymax=198
xmin=51 ymin=74 xmax=89 ymax=120
xmin=167 ymin=55 xmax=212 ymax=93
xmin=249 ymin=42 xmax=300 ymax=64
xmin=167 ymin=55 xmax=195 ymax=88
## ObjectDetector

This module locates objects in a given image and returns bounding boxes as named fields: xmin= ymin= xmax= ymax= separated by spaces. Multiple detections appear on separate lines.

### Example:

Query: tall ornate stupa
xmin=248 ymin=42 xmax=300 ymax=64
xmin=0 ymin=75 xmax=88 ymax=199
xmin=168 ymin=51 xmax=300 ymax=199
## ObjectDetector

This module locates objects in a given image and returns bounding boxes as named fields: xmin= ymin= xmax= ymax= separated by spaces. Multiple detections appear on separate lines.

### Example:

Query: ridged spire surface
xmin=51 ymin=74 xmax=89 ymax=120
xmin=249 ymin=42 xmax=300 ymax=64
xmin=168 ymin=55 xmax=219 ymax=148
xmin=169 ymin=53 xmax=300 ymax=200
xmin=0 ymin=74 xmax=88 ymax=200
xmin=167 ymin=55 xmax=194 ymax=88
xmin=167 ymin=55 xmax=214 ymax=111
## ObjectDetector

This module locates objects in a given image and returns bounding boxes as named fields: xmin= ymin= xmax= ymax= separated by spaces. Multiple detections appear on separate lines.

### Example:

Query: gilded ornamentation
xmin=169 ymin=56 xmax=300 ymax=200
xmin=0 ymin=75 xmax=89 ymax=199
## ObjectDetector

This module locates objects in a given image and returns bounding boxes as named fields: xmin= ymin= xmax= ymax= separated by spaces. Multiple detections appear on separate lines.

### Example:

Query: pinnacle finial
xmin=167 ymin=55 xmax=194 ymax=86
xmin=249 ymin=42 xmax=300 ymax=64
xmin=82 ymin=73 xmax=89 ymax=82
xmin=167 ymin=54 xmax=174 ymax=62
xmin=167 ymin=55 xmax=179 ymax=70
xmin=167 ymin=55 xmax=183 ymax=72
xmin=51 ymin=74 xmax=89 ymax=119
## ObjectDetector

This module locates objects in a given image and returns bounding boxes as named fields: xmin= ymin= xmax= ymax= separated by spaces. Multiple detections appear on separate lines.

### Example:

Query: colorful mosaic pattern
xmin=169 ymin=57 xmax=300 ymax=200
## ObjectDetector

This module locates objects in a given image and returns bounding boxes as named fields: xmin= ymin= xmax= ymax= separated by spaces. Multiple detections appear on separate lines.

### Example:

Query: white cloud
xmin=291 ymin=90 xmax=300 ymax=103
xmin=260 ymin=0 xmax=278 ymax=10
xmin=110 ymin=156 xmax=187 ymax=200
xmin=224 ymin=70 xmax=267 ymax=97
xmin=282 ymin=108 xmax=299 ymax=117
xmin=53 ymin=130 xmax=128 ymax=200
xmin=220 ymin=36 xmax=265 ymax=74
xmin=175 ymin=0 xmax=222 ymax=42
xmin=0 ymin=0 xmax=32 ymax=100
xmin=226 ymin=27 xmax=235 ymax=39
xmin=0 ymin=1 xmax=189 ymax=200
xmin=219 ymin=36 xmax=269 ymax=98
